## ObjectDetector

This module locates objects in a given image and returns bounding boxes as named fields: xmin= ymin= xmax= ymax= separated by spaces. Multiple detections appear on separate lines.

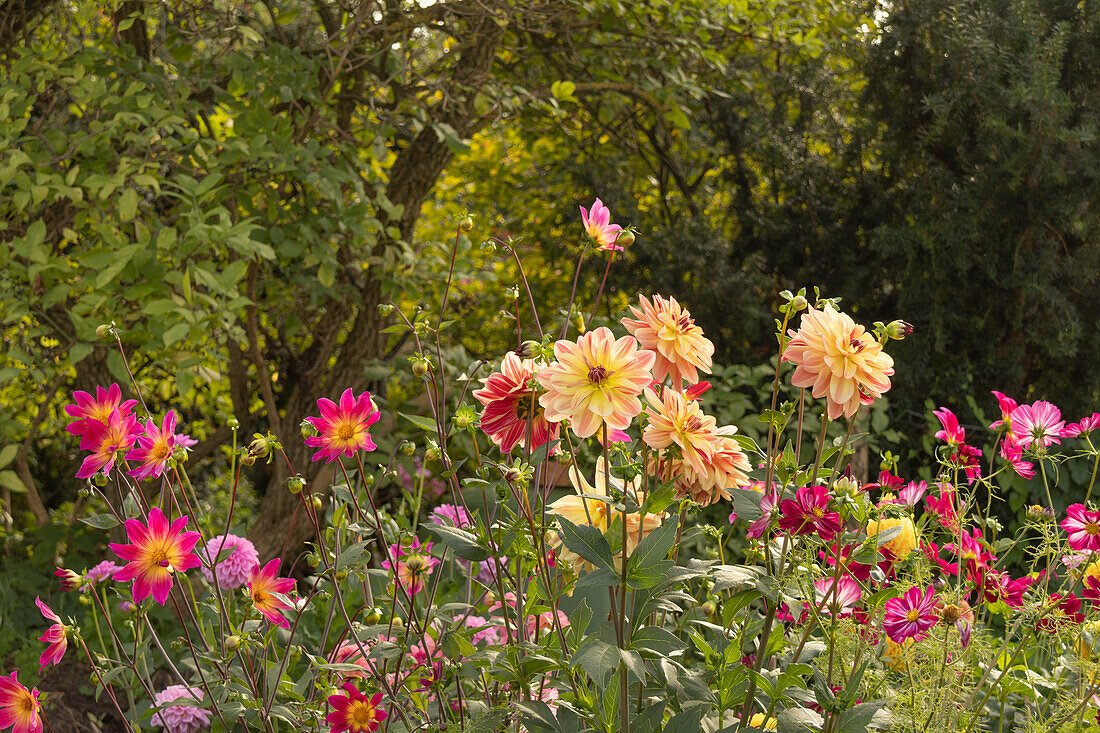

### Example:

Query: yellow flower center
xmin=17 ymin=693 xmax=35 ymax=715
xmin=811 ymin=506 xmax=825 ymax=519
xmin=337 ymin=422 xmax=357 ymax=442
xmin=1087 ymin=522 xmax=1100 ymax=536
xmin=149 ymin=549 xmax=173 ymax=571
xmin=151 ymin=442 xmax=171 ymax=461
xmin=350 ymin=700 xmax=377 ymax=726
xmin=906 ymin=609 xmax=921 ymax=623
xmin=253 ymin=590 xmax=269 ymax=605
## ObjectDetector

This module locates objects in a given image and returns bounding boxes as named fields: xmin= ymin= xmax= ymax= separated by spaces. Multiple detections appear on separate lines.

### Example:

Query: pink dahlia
xmin=304 ymin=388 xmax=381 ymax=463
xmin=35 ymin=597 xmax=67 ymax=671
xmin=65 ymin=383 xmax=137 ymax=438
xmin=1062 ymin=504 xmax=1100 ymax=552
xmin=110 ymin=508 xmax=202 ymax=605
xmin=0 ymin=671 xmax=42 ymax=733
xmin=75 ymin=409 xmax=143 ymax=479
xmin=473 ymin=352 xmax=560 ymax=454
xmin=778 ymin=485 xmax=840 ymax=540
xmin=128 ymin=411 xmax=191 ymax=480
xmin=150 ymin=685 xmax=211 ymax=733
xmin=200 ymin=534 xmax=260 ymax=590
xmin=82 ymin=560 xmax=122 ymax=589
xmin=248 ymin=559 xmax=297 ymax=629
xmin=326 ymin=683 xmax=388 ymax=733
xmin=1010 ymin=400 xmax=1066 ymax=450
xmin=382 ymin=539 xmax=439 ymax=597
xmin=579 ymin=198 xmax=624 ymax=251
xmin=883 ymin=585 xmax=938 ymax=643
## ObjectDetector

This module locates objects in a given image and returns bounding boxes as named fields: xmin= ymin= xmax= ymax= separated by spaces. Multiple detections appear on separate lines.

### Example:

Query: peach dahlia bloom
xmin=782 ymin=305 xmax=894 ymax=420
xmin=622 ymin=295 xmax=713 ymax=386
xmin=642 ymin=387 xmax=718 ymax=476
xmin=653 ymin=426 xmax=752 ymax=506
xmin=537 ymin=327 xmax=654 ymax=439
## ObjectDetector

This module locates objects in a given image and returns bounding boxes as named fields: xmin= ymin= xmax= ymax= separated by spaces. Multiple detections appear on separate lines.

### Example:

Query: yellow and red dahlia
xmin=0 ymin=671 xmax=42 ymax=733
xmin=326 ymin=683 xmax=387 ymax=733
xmin=248 ymin=559 xmax=297 ymax=629
xmin=642 ymin=387 xmax=717 ymax=476
xmin=782 ymin=304 xmax=894 ymax=420
xmin=621 ymin=295 xmax=714 ymax=386
xmin=304 ymin=388 xmax=381 ymax=463
xmin=109 ymin=508 xmax=201 ymax=605
xmin=537 ymin=327 xmax=654 ymax=439
xmin=473 ymin=352 xmax=560 ymax=453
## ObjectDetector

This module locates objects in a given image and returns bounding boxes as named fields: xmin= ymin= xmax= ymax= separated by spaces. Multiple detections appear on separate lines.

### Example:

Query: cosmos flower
xmin=932 ymin=407 xmax=966 ymax=447
xmin=326 ymin=683 xmax=388 ymax=733
xmin=579 ymin=198 xmax=624 ymax=252
xmin=778 ymin=485 xmax=841 ymax=540
xmin=999 ymin=436 xmax=1035 ymax=479
xmin=473 ymin=352 xmax=560 ymax=454
xmin=621 ymin=295 xmax=714 ymax=386
xmin=0 ymin=671 xmax=42 ymax=733
xmin=1011 ymin=401 xmax=1067 ymax=450
xmin=814 ymin=576 xmax=862 ymax=617
xmin=109 ymin=508 xmax=202 ymax=605
xmin=1065 ymin=413 xmax=1100 ymax=438
xmin=128 ymin=411 xmax=190 ymax=480
xmin=537 ymin=327 xmax=654 ymax=439
xmin=247 ymin=559 xmax=297 ymax=629
xmin=149 ymin=685 xmax=211 ymax=733
xmin=304 ymin=389 xmax=381 ymax=463
xmin=1063 ymin=504 xmax=1100 ymax=552
xmin=782 ymin=304 xmax=894 ymax=420
xmin=200 ymin=534 xmax=260 ymax=590
xmin=883 ymin=585 xmax=938 ymax=643
xmin=34 ymin=597 xmax=66 ymax=671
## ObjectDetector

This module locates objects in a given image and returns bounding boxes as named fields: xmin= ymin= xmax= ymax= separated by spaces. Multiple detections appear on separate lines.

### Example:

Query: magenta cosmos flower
xmin=0 ymin=671 xmax=42 ymax=733
xmin=778 ymin=485 xmax=841 ymax=540
xmin=1062 ymin=504 xmax=1100 ymax=552
xmin=200 ymin=534 xmax=259 ymax=590
xmin=989 ymin=390 xmax=1018 ymax=431
xmin=248 ymin=559 xmax=297 ymax=629
xmin=150 ymin=684 xmax=211 ymax=733
xmin=883 ymin=585 xmax=938 ymax=643
xmin=34 ymin=597 xmax=66 ymax=671
xmin=814 ymin=576 xmax=862 ymax=617
xmin=128 ymin=411 xmax=195 ymax=480
xmin=109 ymin=508 xmax=202 ymax=605
xmin=932 ymin=407 xmax=965 ymax=446
xmin=579 ymin=198 xmax=624 ymax=252
xmin=327 ymin=683 xmax=387 ymax=733
xmin=1065 ymin=413 xmax=1100 ymax=437
xmin=304 ymin=388 xmax=381 ymax=463
xmin=1011 ymin=400 xmax=1067 ymax=449
xmin=537 ymin=327 xmax=654 ymax=439
xmin=473 ymin=352 xmax=560 ymax=454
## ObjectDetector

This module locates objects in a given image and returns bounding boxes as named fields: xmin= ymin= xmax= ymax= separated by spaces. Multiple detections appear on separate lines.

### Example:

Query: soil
xmin=38 ymin=658 xmax=127 ymax=733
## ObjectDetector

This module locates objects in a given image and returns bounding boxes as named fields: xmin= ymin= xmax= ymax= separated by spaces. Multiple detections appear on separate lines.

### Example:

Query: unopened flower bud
xmin=458 ymin=216 xmax=474 ymax=232
xmin=834 ymin=475 xmax=861 ymax=499
xmin=311 ymin=495 xmax=324 ymax=511
xmin=570 ymin=311 xmax=585 ymax=334
xmin=248 ymin=435 xmax=273 ymax=458
xmin=885 ymin=320 xmax=914 ymax=340
xmin=93 ymin=472 xmax=108 ymax=487
xmin=366 ymin=608 xmax=383 ymax=625
xmin=516 ymin=340 xmax=541 ymax=359
xmin=701 ymin=601 xmax=718 ymax=617
xmin=504 ymin=467 xmax=523 ymax=484
xmin=378 ymin=303 xmax=395 ymax=317
xmin=1027 ymin=504 xmax=1055 ymax=521
xmin=405 ymin=554 xmax=430 ymax=573
xmin=227 ymin=417 xmax=240 ymax=430
xmin=392 ymin=616 xmax=404 ymax=628
xmin=287 ymin=476 xmax=306 ymax=494
xmin=411 ymin=360 xmax=429 ymax=378
xmin=789 ymin=295 xmax=808 ymax=312
xmin=239 ymin=452 xmax=256 ymax=467
xmin=78 ymin=594 xmax=91 ymax=606
xmin=932 ymin=576 xmax=947 ymax=592
xmin=225 ymin=635 xmax=241 ymax=652
xmin=306 ymin=553 xmax=320 ymax=567
xmin=401 ymin=441 xmax=416 ymax=456
xmin=425 ymin=446 xmax=442 ymax=463
xmin=95 ymin=324 xmax=111 ymax=339
xmin=334 ymin=569 xmax=349 ymax=582
xmin=616 ymin=230 xmax=635 ymax=248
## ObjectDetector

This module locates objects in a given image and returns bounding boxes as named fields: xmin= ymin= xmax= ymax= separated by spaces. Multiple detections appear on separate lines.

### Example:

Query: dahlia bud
xmin=239 ymin=452 xmax=256 ymax=467
xmin=411 ymin=359 xmax=430 ymax=378
xmin=884 ymin=320 xmax=914 ymax=340
xmin=300 ymin=419 xmax=318 ymax=438
xmin=932 ymin=576 xmax=947 ymax=592
xmin=93 ymin=472 xmax=108 ymax=487
xmin=227 ymin=416 xmax=240 ymax=430
xmin=248 ymin=434 xmax=274 ymax=459
xmin=310 ymin=495 xmax=324 ymax=511
xmin=378 ymin=303 xmax=395 ymax=317
xmin=701 ymin=601 xmax=718 ymax=617
xmin=365 ymin=607 xmax=383 ymax=624
xmin=789 ymin=295 xmax=808 ymax=312
xmin=425 ymin=445 xmax=443 ymax=463
xmin=570 ymin=311 xmax=586 ymax=334
xmin=225 ymin=635 xmax=241 ymax=652
xmin=334 ymin=569 xmax=349 ymax=582
xmin=504 ymin=467 xmax=523 ymax=484
xmin=458 ymin=216 xmax=474 ymax=232
xmin=95 ymin=324 xmax=112 ymax=339
xmin=287 ymin=475 xmax=306 ymax=494
xmin=404 ymin=554 xmax=430 ymax=573
xmin=55 ymin=568 xmax=82 ymax=592
xmin=616 ymin=230 xmax=635 ymax=248
xmin=453 ymin=405 xmax=477 ymax=431
xmin=401 ymin=441 xmax=416 ymax=456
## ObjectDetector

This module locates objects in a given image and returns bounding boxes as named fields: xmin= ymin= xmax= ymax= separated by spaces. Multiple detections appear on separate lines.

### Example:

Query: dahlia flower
xmin=0 ymin=671 xmax=42 ymax=733
xmin=200 ymin=534 xmax=260 ymax=590
xmin=82 ymin=560 xmax=122 ymax=589
xmin=150 ymin=685 xmax=211 ymax=733
xmin=35 ymin=597 xmax=66 ymax=671
xmin=75 ymin=409 xmax=143 ymax=479
xmin=248 ymin=559 xmax=296 ymax=629
xmin=778 ymin=485 xmax=841 ymax=540
xmin=128 ymin=411 xmax=191 ymax=480
xmin=866 ymin=516 xmax=917 ymax=560
xmin=64 ymin=383 xmax=137 ymax=437
xmin=1063 ymin=504 xmax=1100 ymax=552
xmin=326 ymin=683 xmax=387 ymax=733
xmin=304 ymin=388 xmax=381 ymax=463
xmin=537 ymin=327 xmax=654 ymax=439
xmin=579 ymin=198 xmax=624 ymax=251
xmin=883 ymin=585 xmax=938 ymax=643
xmin=782 ymin=304 xmax=894 ymax=420
xmin=621 ymin=294 xmax=714 ymax=385
xmin=382 ymin=539 xmax=439 ymax=596
xmin=473 ymin=352 xmax=560 ymax=454
xmin=429 ymin=504 xmax=474 ymax=529
xmin=642 ymin=387 xmax=717 ymax=475
xmin=1011 ymin=400 xmax=1067 ymax=450
xmin=110 ymin=508 xmax=201 ymax=605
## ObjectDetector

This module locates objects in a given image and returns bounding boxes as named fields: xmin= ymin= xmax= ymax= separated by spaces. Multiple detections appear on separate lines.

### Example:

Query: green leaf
xmin=835 ymin=699 xmax=891 ymax=732
xmin=162 ymin=322 xmax=190 ymax=347
xmin=80 ymin=513 xmax=120 ymax=529
xmin=70 ymin=342 xmax=94 ymax=366
xmin=399 ymin=412 xmax=439 ymax=433
xmin=777 ymin=707 xmax=824 ymax=733
xmin=422 ymin=523 xmax=491 ymax=562
xmin=118 ymin=188 xmax=138 ymax=221
xmin=0 ymin=445 xmax=18 ymax=470
xmin=730 ymin=488 xmax=765 ymax=522
xmin=0 ymin=470 xmax=24 ymax=493
xmin=626 ymin=515 xmax=678 ymax=589
xmin=556 ymin=516 xmax=616 ymax=571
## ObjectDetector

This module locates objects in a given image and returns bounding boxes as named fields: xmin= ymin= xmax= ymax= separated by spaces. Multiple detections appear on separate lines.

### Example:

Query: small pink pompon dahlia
xmin=579 ymin=198 xmax=624 ymax=252
xmin=248 ymin=559 xmax=297 ymax=629
xmin=109 ymin=508 xmax=202 ymax=605
xmin=304 ymin=388 xmax=381 ymax=463
xmin=473 ymin=352 xmax=560 ymax=454
xmin=35 ymin=597 xmax=66 ymax=671
xmin=149 ymin=684 xmax=211 ymax=733
xmin=326 ymin=683 xmax=388 ymax=733
xmin=782 ymin=304 xmax=894 ymax=420
xmin=0 ymin=671 xmax=42 ymax=733
xmin=537 ymin=327 xmax=654 ymax=439
xmin=621 ymin=294 xmax=714 ymax=386
xmin=200 ymin=534 xmax=259 ymax=590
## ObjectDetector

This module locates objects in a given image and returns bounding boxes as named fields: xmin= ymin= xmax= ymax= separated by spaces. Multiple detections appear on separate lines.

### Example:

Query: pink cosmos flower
xmin=75 ymin=410 xmax=143 ymax=479
xmin=747 ymin=492 xmax=780 ymax=539
xmin=248 ymin=559 xmax=297 ymax=629
xmin=989 ymin=391 xmax=1018 ymax=432
xmin=579 ymin=198 xmax=624 ymax=251
xmin=883 ymin=585 xmax=938 ymax=643
xmin=0 ymin=671 xmax=42 ymax=733
xmin=304 ymin=388 xmax=381 ymax=463
xmin=778 ymin=485 xmax=840 ymax=540
xmin=1062 ymin=504 xmax=1100 ymax=552
xmin=999 ymin=436 xmax=1035 ymax=479
xmin=150 ymin=684 xmax=211 ymax=733
xmin=814 ymin=576 xmax=862 ymax=617
xmin=64 ymin=383 xmax=137 ymax=438
xmin=537 ymin=327 xmax=654 ymax=439
xmin=976 ymin=568 xmax=1035 ymax=608
xmin=109 ymin=508 xmax=202 ymax=605
xmin=1064 ymin=413 xmax=1100 ymax=438
xmin=925 ymin=485 xmax=961 ymax=532
xmin=1038 ymin=593 xmax=1084 ymax=631
xmin=822 ymin=544 xmax=874 ymax=582
xmin=897 ymin=481 xmax=928 ymax=507
xmin=128 ymin=411 xmax=189 ymax=480
xmin=326 ymin=683 xmax=388 ymax=733
xmin=200 ymin=534 xmax=260 ymax=590
xmin=473 ymin=352 xmax=560 ymax=454
xmin=35 ymin=597 xmax=66 ymax=671
xmin=1010 ymin=400 xmax=1066 ymax=450
xmin=933 ymin=407 xmax=966 ymax=446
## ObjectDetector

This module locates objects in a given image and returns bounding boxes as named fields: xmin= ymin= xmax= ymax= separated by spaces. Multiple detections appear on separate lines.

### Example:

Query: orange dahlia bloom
xmin=782 ymin=305 xmax=894 ymax=420
xmin=642 ymin=387 xmax=717 ymax=476
xmin=621 ymin=295 xmax=713 ymax=386
xmin=537 ymin=327 xmax=654 ymax=439
xmin=548 ymin=458 xmax=666 ymax=571
xmin=654 ymin=427 xmax=752 ymax=506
